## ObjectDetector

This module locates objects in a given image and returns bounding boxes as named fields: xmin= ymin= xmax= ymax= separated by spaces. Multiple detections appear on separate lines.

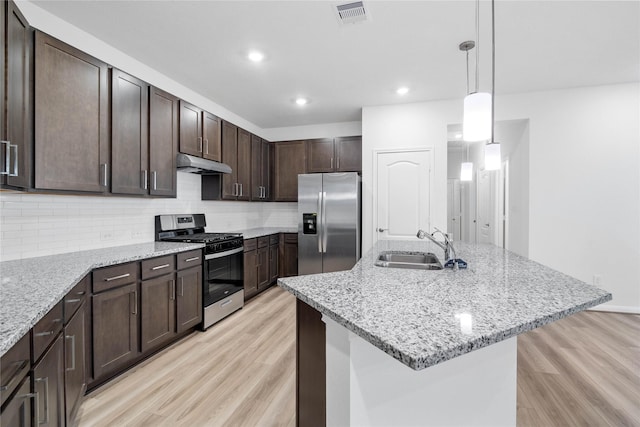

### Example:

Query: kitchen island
xmin=278 ymin=239 xmax=611 ymax=426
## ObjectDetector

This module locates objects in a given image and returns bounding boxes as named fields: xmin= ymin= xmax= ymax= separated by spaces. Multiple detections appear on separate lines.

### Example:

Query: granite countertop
xmin=0 ymin=242 xmax=204 ymax=357
xmin=278 ymin=239 xmax=611 ymax=371
xmin=233 ymin=227 xmax=298 ymax=240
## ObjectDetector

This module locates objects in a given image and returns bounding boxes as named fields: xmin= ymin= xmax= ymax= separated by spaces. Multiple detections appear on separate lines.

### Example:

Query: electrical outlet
xmin=131 ymin=230 xmax=147 ymax=240
xmin=100 ymin=231 xmax=116 ymax=241
xmin=593 ymin=274 xmax=602 ymax=286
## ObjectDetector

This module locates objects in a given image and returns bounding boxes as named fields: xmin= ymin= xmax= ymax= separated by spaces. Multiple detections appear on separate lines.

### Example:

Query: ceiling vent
xmin=334 ymin=1 xmax=368 ymax=25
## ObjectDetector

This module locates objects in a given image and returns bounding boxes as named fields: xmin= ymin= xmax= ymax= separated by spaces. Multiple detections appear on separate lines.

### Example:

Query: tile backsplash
xmin=0 ymin=173 xmax=297 ymax=261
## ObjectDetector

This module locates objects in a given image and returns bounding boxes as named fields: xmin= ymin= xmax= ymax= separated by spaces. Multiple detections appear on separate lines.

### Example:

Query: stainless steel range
xmin=155 ymin=214 xmax=244 ymax=329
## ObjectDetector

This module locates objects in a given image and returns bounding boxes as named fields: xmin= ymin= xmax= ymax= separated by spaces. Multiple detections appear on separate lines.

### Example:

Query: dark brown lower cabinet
xmin=64 ymin=303 xmax=86 ymax=425
xmin=244 ymin=247 xmax=258 ymax=301
xmin=269 ymin=242 xmax=279 ymax=284
xmin=257 ymin=246 xmax=269 ymax=291
xmin=176 ymin=267 xmax=202 ymax=333
xmin=92 ymin=283 xmax=139 ymax=380
xmin=141 ymin=273 xmax=176 ymax=352
xmin=33 ymin=334 xmax=64 ymax=427
xmin=296 ymin=299 xmax=326 ymax=427
xmin=280 ymin=233 xmax=299 ymax=278
xmin=0 ymin=376 xmax=32 ymax=427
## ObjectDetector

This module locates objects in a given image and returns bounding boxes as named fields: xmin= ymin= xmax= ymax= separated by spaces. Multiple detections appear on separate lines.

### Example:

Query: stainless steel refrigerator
xmin=298 ymin=172 xmax=361 ymax=275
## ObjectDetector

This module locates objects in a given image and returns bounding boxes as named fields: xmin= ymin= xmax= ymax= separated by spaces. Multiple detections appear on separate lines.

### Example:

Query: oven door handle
xmin=205 ymin=246 xmax=244 ymax=260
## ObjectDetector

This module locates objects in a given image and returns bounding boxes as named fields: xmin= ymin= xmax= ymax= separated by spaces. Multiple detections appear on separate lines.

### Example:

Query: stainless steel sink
xmin=374 ymin=251 xmax=443 ymax=270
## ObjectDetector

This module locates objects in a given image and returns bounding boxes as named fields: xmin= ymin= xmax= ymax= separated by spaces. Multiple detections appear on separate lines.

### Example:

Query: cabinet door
xmin=111 ymin=69 xmax=148 ymax=195
xmin=243 ymin=250 xmax=257 ymax=300
xmin=149 ymin=86 xmax=178 ymax=197
xmin=335 ymin=136 xmax=362 ymax=172
xmin=306 ymin=138 xmax=335 ymax=173
xmin=64 ymin=302 xmax=86 ymax=425
xmin=92 ymin=283 xmax=139 ymax=379
xmin=176 ymin=267 xmax=202 ymax=333
xmin=262 ymin=140 xmax=271 ymax=200
xmin=202 ymin=112 xmax=221 ymax=161
xmin=250 ymin=134 xmax=262 ymax=201
xmin=0 ymin=376 xmax=32 ymax=427
xmin=273 ymin=141 xmax=306 ymax=201
xmin=257 ymin=246 xmax=269 ymax=290
xmin=3 ymin=1 xmax=32 ymax=189
xmin=221 ymin=121 xmax=238 ymax=199
xmin=34 ymin=31 xmax=109 ymax=193
xmin=269 ymin=243 xmax=279 ymax=283
xmin=179 ymin=101 xmax=202 ymax=157
xmin=33 ymin=334 xmax=64 ymax=427
xmin=236 ymin=128 xmax=251 ymax=201
xmin=141 ymin=273 xmax=176 ymax=352
xmin=280 ymin=234 xmax=299 ymax=278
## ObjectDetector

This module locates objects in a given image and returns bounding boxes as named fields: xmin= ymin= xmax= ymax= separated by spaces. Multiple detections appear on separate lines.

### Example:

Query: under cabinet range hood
xmin=176 ymin=153 xmax=232 ymax=174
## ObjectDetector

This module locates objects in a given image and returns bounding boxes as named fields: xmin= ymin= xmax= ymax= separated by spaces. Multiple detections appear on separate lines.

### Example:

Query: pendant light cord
xmin=475 ymin=0 xmax=480 ymax=93
xmin=491 ymin=0 xmax=495 ymax=144
xmin=465 ymin=50 xmax=470 ymax=94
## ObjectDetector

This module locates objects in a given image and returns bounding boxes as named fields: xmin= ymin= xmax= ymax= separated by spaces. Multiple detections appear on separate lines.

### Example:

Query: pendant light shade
xmin=484 ymin=143 xmax=501 ymax=171
xmin=463 ymin=92 xmax=492 ymax=142
xmin=460 ymin=162 xmax=473 ymax=181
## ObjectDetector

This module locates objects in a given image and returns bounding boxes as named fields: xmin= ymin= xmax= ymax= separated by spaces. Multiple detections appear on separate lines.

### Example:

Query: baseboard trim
xmin=588 ymin=304 xmax=640 ymax=314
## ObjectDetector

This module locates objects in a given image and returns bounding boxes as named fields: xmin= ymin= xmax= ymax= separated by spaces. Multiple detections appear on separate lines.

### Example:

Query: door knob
xmin=485 ymin=223 xmax=490 ymax=227
xmin=377 ymin=228 xmax=388 ymax=233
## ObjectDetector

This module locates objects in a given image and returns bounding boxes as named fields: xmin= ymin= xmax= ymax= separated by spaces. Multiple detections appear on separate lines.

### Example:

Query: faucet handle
xmin=416 ymin=229 xmax=427 ymax=239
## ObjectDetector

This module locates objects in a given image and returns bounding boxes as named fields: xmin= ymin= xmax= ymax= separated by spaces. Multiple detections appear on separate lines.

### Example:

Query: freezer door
xmin=298 ymin=174 xmax=323 ymax=275
xmin=322 ymin=173 xmax=360 ymax=273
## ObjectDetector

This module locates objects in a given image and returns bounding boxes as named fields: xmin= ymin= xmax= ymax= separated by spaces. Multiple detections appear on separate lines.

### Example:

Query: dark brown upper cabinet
xmin=179 ymin=101 xmax=221 ymax=161
xmin=2 ymin=1 xmax=32 ymax=189
xmin=34 ymin=31 xmax=110 ymax=193
xmin=306 ymin=136 xmax=362 ymax=173
xmin=273 ymin=140 xmax=306 ymax=202
xmin=111 ymin=69 xmax=149 ymax=195
xmin=149 ymin=86 xmax=179 ymax=197
xmin=251 ymin=134 xmax=270 ymax=201
xmin=221 ymin=122 xmax=251 ymax=201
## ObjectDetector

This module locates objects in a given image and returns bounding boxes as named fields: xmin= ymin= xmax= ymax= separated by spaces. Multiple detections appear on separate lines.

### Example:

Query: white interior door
xmin=477 ymin=169 xmax=497 ymax=245
xmin=447 ymin=179 xmax=461 ymax=241
xmin=375 ymin=150 xmax=432 ymax=242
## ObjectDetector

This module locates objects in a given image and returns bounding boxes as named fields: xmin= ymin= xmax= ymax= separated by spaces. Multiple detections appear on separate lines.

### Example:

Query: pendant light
xmin=484 ymin=0 xmax=501 ymax=171
xmin=463 ymin=0 xmax=491 ymax=142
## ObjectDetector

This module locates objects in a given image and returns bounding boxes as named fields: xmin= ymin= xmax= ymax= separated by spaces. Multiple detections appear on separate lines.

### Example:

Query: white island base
xmin=324 ymin=316 xmax=517 ymax=427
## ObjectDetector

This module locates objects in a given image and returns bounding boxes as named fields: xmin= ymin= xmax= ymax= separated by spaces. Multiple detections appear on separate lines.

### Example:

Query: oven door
xmin=203 ymin=247 xmax=244 ymax=307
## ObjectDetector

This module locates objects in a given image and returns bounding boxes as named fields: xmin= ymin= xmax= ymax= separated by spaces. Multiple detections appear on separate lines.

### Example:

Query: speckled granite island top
xmin=278 ymin=240 xmax=611 ymax=370
xmin=0 ymin=242 xmax=204 ymax=357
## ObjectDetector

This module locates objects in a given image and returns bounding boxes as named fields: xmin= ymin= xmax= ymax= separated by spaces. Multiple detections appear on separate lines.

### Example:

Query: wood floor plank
xmin=78 ymin=287 xmax=639 ymax=427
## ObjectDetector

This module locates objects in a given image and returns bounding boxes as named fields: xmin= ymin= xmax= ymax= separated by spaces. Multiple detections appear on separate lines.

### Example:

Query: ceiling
xmin=31 ymin=1 xmax=639 ymax=129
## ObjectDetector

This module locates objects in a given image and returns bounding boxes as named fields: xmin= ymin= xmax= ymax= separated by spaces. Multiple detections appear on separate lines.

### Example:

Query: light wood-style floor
xmin=78 ymin=286 xmax=640 ymax=426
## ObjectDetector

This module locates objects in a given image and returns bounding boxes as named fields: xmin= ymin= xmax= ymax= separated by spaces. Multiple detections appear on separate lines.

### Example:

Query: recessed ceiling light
xmin=248 ymin=51 xmax=265 ymax=62
xmin=396 ymin=86 xmax=409 ymax=95
xmin=295 ymin=98 xmax=308 ymax=106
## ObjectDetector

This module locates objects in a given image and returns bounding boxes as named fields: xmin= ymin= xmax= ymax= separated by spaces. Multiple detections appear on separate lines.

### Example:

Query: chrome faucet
xmin=416 ymin=228 xmax=458 ymax=268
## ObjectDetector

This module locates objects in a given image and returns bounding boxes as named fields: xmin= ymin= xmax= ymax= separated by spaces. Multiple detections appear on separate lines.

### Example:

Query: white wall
xmin=264 ymin=121 xmax=362 ymax=142
xmin=362 ymin=83 xmax=640 ymax=313
xmin=0 ymin=173 xmax=297 ymax=261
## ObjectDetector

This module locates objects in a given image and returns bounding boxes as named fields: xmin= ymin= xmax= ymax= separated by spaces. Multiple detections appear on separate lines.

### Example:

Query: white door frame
xmin=372 ymin=147 xmax=435 ymax=246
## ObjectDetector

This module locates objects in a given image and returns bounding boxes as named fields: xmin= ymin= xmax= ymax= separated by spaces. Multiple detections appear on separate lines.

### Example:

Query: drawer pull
xmin=65 ymin=298 xmax=81 ymax=303
xmin=184 ymin=257 xmax=199 ymax=262
xmin=76 ymin=291 xmax=86 ymax=296
xmin=65 ymin=334 xmax=76 ymax=371
xmin=34 ymin=330 xmax=54 ymax=337
xmin=151 ymin=263 xmax=170 ymax=271
xmin=35 ymin=376 xmax=50 ymax=424
xmin=221 ymin=299 xmax=233 ymax=307
xmin=0 ymin=359 xmax=28 ymax=391
xmin=104 ymin=273 xmax=131 ymax=282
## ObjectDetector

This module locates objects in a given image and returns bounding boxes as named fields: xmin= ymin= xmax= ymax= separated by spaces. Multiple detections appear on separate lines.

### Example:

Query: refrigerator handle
xmin=318 ymin=192 xmax=323 ymax=253
xmin=322 ymin=191 xmax=328 ymax=253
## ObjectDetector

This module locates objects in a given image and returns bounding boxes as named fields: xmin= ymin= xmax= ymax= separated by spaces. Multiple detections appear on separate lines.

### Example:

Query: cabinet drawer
xmin=33 ymin=300 xmax=63 ymax=363
xmin=177 ymin=249 xmax=203 ymax=270
xmin=93 ymin=262 xmax=138 ymax=293
xmin=269 ymin=234 xmax=280 ymax=246
xmin=257 ymin=236 xmax=269 ymax=249
xmin=244 ymin=238 xmax=257 ymax=252
xmin=0 ymin=333 xmax=30 ymax=407
xmin=63 ymin=274 xmax=89 ymax=324
xmin=283 ymin=233 xmax=298 ymax=243
xmin=141 ymin=255 xmax=175 ymax=280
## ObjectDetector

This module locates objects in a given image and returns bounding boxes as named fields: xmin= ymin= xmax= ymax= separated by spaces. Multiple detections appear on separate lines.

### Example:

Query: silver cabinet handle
xmin=204 ymin=138 xmax=209 ymax=154
xmin=180 ymin=277 xmax=184 ymax=297
xmin=34 ymin=330 xmax=55 ymax=337
xmin=142 ymin=170 xmax=148 ymax=190
xmin=377 ymin=228 xmax=388 ymax=233
xmin=1 ymin=140 xmax=9 ymax=175
xmin=170 ymin=279 xmax=175 ymax=300
xmin=131 ymin=290 xmax=137 ymax=315
xmin=9 ymin=143 xmax=18 ymax=177
xmin=104 ymin=273 xmax=130 ymax=282
xmin=337 ymin=157 xmax=340 ymax=170
xmin=0 ymin=360 xmax=28 ymax=391
xmin=65 ymin=334 xmax=76 ymax=371
xmin=197 ymin=136 xmax=203 ymax=153
xmin=65 ymin=298 xmax=81 ymax=303
xmin=151 ymin=263 xmax=170 ymax=271
xmin=101 ymin=163 xmax=108 ymax=187
xmin=35 ymin=376 xmax=50 ymax=424
xmin=331 ymin=157 xmax=333 ymax=169
xmin=220 ymin=299 xmax=232 ymax=308
xmin=239 ymin=183 xmax=243 ymax=197
xmin=185 ymin=257 xmax=199 ymax=262
xmin=152 ymin=171 xmax=157 ymax=190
